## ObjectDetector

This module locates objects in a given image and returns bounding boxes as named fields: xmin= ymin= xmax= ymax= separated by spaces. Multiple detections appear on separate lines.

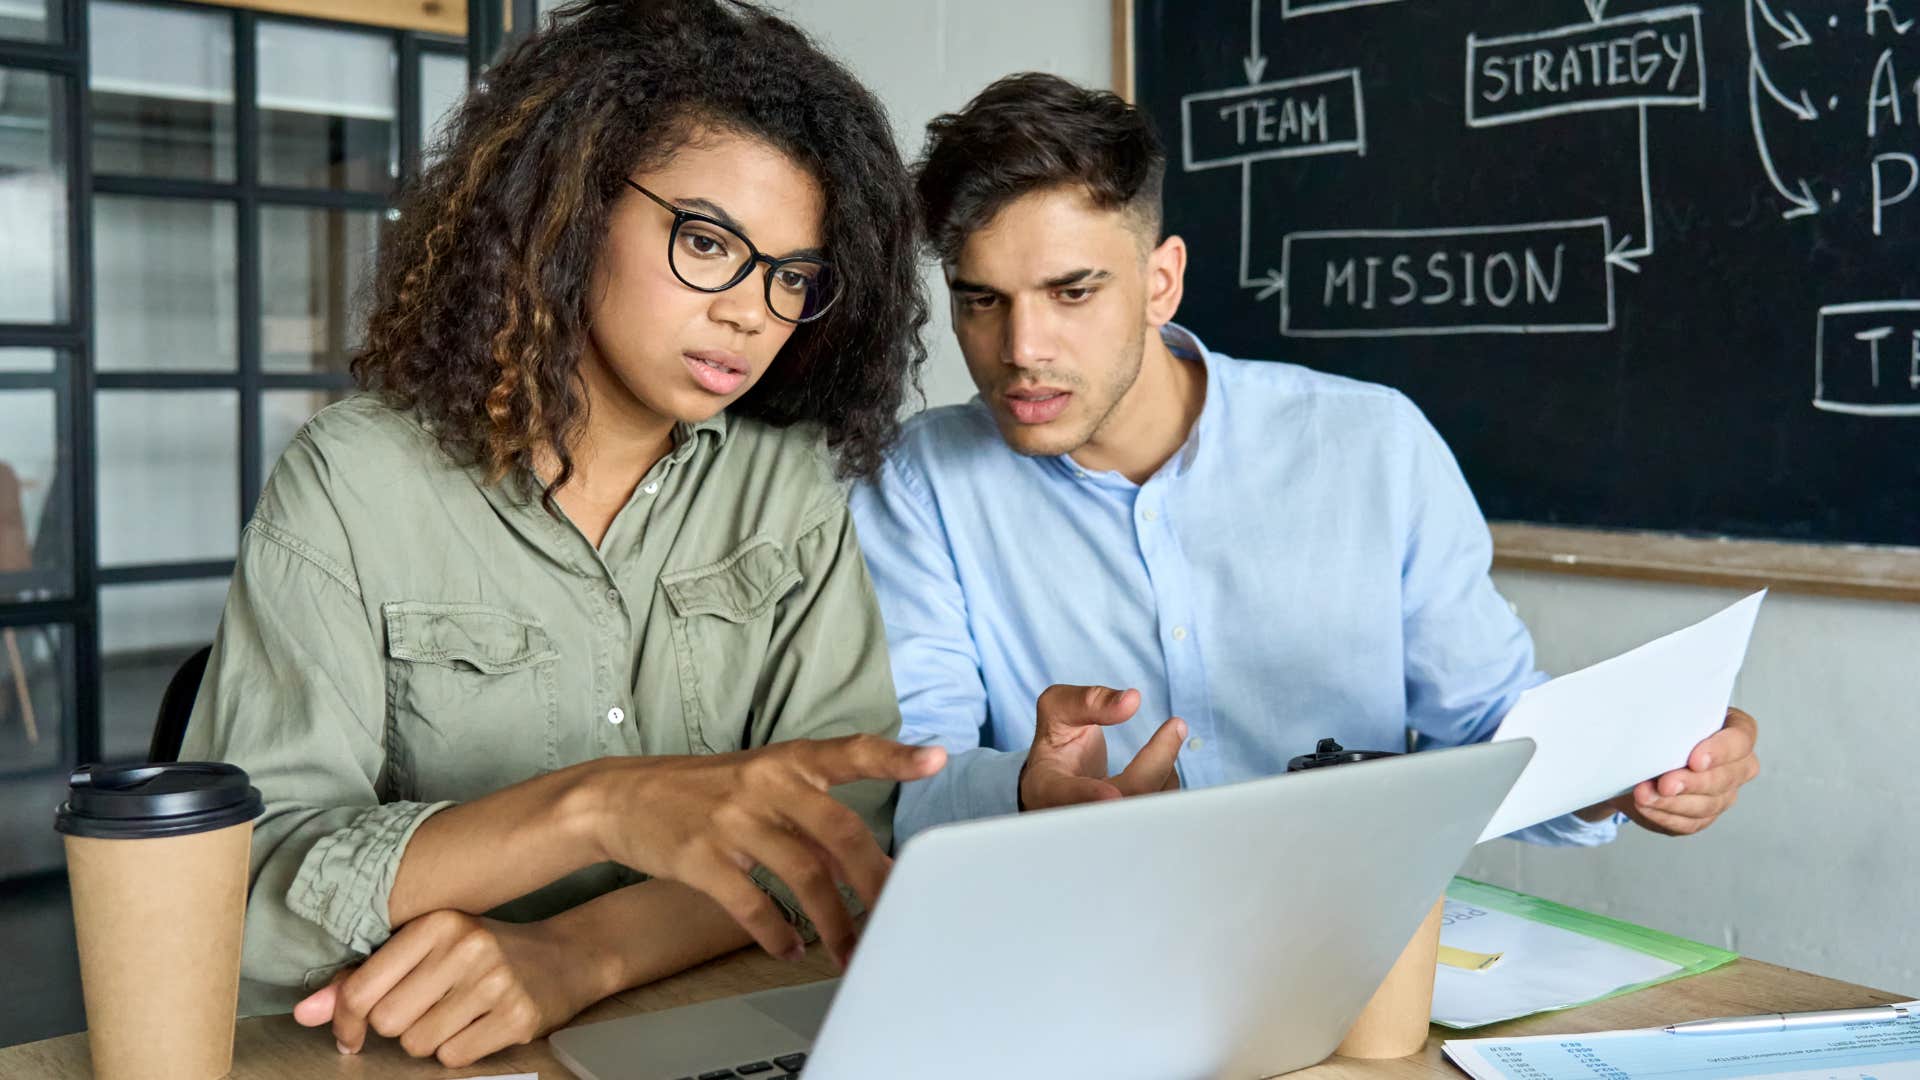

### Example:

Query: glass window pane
xmin=262 ymin=207 xmax=380 ymax=374
xmin=418 ymin=51 xmax=465 ymax=164
xmin=0 ymin=388 xmax=70 ymax=601
xmin=0 ymin=623 xmax=70 ymax=775
xmin=0 ymin=67 xmax=70 ymax=323
xmin=257 ymin=21 xmax=396 ymax=191
xmin=94 ymin=195 xmax=238 ymax=372
xmin=262 ymin=388 xmax=350 ymax=470
xmin=0 ymin=347 xmax=55 ymax=372
xmin=0 ymin=0 xmax=57 ymax=43
xmin=101 ymin=580 xmax=226 ymax=763
xmin=96 ymin=390 xmax=238 ymax=567
xmin=89 ymin=0 xmax=235 ymax=181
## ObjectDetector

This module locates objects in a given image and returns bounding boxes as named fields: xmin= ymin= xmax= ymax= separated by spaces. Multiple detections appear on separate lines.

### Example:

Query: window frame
xmin=0 ymin=0 xmax=471 ymax=796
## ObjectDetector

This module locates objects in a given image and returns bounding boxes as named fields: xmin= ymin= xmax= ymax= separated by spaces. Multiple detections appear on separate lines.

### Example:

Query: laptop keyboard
xmin=679 ymin=1051 xmax=806 ymax=1079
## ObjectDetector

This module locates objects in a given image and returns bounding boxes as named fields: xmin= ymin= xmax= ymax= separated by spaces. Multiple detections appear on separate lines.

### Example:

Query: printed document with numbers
xmin=1444 ymin=1009 xmax=1920 ymax=1080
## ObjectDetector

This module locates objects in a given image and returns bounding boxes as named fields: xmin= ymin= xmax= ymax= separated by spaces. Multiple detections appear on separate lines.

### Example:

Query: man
xmin=851 ymin=73 xmax=1760 ymax=846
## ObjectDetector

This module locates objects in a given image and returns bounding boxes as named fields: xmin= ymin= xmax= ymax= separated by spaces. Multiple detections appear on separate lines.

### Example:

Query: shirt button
xmin=1171 ymin=626 xmax=1188 ymax=641
xmin=1075 ymin=470 xmax=1089 ymax=479
xmin=606 ymin=706 xmax=625 ymax=725
xmin=642 ymin=482 xmax=660 ymax=495
xmin=1141 ymin=508 xmax=1159 ymax=522
xmin=605 ymin=588 xmax=620 ymax=604
xmin=1188 ymin=736 xmax=1206 ymax=751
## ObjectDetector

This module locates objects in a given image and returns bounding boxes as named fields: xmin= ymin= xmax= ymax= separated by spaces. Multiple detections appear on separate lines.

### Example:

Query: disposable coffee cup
xmin=54 ymin=762 xmax=263 ymax=1080
xmin=1285 ymin=739 xmax=1442 ymax=1060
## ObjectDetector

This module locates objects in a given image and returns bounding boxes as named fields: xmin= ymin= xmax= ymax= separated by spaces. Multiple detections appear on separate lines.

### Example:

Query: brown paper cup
xmin=64 ymin=821 xmax=253 ymax=1080
xmin=1335 ymin=896 xmax=1444 ymax=1059
xmin=55 ymin=763 xmax=262 ymax=1080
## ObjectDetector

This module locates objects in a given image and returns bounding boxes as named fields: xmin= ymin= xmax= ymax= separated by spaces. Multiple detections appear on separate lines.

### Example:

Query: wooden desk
xmin=0 ymin=949 xmax=1905 ymax=1079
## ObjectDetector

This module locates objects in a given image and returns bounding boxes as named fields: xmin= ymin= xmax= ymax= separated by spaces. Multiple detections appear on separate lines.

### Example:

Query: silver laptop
xmin=551 ymin=738 xmax=1534 ymax=1080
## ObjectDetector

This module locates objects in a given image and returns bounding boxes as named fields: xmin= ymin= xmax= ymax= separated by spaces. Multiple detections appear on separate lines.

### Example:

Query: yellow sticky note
xmin=1438 ymin=945 xmax=1504 ymax=973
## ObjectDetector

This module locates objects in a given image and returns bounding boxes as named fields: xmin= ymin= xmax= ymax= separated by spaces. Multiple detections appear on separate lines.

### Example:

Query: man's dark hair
xmin=914 ymin=73 xmax=1167 ymax=264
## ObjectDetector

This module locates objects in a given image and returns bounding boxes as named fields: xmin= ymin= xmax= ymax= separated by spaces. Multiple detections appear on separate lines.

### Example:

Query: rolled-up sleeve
xmin=179 ymin=516 xmax=450 ymax=1007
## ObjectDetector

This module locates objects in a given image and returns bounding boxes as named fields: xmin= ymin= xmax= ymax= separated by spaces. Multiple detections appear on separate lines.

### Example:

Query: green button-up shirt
xmin=180 ymin=395 xmax=902 ymax=1015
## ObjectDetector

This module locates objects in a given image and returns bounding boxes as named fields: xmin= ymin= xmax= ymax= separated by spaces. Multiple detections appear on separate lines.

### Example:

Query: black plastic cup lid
xmin=1286 ymin=738 xmax=1400 ymax=772
xmin=54 ymin=762 xmax=264 ymax=841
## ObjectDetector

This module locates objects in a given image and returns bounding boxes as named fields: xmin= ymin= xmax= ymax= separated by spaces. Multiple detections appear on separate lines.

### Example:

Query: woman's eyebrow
xmin=673 ymin=194 xmax=824 ymax=260
xmin=675 ymin=195 xmax=742 ymax=230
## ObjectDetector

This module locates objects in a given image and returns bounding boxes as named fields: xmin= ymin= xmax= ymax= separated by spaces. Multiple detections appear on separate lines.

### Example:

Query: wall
xmin=760 ymin=0 xmax=1114 ymax=412
xmin=534 ymin=0 xmax=1920 ymax=995
xmin=1464 ymin=573 xmax=1920 ymax=996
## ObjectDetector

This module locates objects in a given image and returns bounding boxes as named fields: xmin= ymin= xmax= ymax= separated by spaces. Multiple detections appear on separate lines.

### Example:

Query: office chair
xmin=148 ymin=645 xmax=212 ymax=764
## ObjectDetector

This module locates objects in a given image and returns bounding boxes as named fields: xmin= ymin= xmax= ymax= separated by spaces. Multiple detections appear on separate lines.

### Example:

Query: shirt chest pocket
xmin=660 ymin=538 xmax=802 ymax=754
xmin=381 ymin=601 xmax=562 ymax=798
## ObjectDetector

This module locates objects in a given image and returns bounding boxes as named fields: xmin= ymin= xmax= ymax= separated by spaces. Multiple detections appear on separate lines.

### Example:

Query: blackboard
xmin=1133 ymin=0 xmax=1920 ymax=547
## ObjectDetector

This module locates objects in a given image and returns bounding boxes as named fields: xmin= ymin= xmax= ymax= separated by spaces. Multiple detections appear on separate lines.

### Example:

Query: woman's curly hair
xmin=353 ymin=0 xmax=927 ymax=500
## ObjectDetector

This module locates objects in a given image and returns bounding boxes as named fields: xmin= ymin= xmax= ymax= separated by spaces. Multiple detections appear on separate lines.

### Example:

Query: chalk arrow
xmin=1242 ymin=269 xmax=1286 ymax=300
xmin=1244 ymin=0 xmax=1267 ymax=84
xmin=1769 ymin=81 xmax=1817 ymax=119
xmin=1753 ymin=56 xmax=1818 ymax=119
xmin=1746 ymin=6 xmax=1823 ymax=221
xmin=1610 ymin=105 xmax=1657 ymax=271
xmin=1750 ymin=70 xmax=1821 ymax=218
xmin=1606 ymin=234 xmax=1644 ymax=274
xmin=1755 ymin=0 xmax=1812 ymax=49
xmin=1779 ymin=177 xmax=1820 ymax=219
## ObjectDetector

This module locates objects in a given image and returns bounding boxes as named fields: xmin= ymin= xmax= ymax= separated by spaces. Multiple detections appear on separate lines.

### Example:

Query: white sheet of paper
xmin=1432 ymin=898 xmax=1681 ymax=1028
xmin=1444 ymin=1008 xmax=1920 ymax=1080
xmin=1478 ymin=591 xmax=1765 ymax=843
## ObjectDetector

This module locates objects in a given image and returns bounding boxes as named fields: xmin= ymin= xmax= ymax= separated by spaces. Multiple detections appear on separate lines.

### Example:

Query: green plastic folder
xmin=1436 ymin=877 xmax=1739 ymax=1029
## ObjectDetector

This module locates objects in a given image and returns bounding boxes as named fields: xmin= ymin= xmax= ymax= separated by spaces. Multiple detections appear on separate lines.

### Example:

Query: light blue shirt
xmin=852 ymin=324 xmax=1620 ymax=848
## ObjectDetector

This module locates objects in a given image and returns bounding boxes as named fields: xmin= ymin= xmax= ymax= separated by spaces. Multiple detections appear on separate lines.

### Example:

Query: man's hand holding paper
xmin=1482 ymin=592 xmax=1769 ymax=843
xmin=1576 ymin=707 xmax=1761 ymax=836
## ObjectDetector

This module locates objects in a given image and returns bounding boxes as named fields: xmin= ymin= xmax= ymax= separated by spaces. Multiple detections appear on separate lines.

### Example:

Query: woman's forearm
xmin=386 ymin=759 xmax=612 ymax=928
xmin=544 ymin=878 xmax=755 ymax=1002
xmin=383 ymin=740 xmax=935 ymax=964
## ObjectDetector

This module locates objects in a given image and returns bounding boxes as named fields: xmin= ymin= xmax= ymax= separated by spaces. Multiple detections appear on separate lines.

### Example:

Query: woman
xmin=179 ymin=0 xmax=941 ymax=1066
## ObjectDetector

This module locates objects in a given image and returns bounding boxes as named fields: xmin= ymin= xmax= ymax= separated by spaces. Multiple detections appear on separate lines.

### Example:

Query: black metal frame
xmin=0 ymin=0 xmax=472 ymax=798
xmin=469 ymin=0 xmax=538 ymax=79
xmin=1 ymin=0 xmax=98 ymax=778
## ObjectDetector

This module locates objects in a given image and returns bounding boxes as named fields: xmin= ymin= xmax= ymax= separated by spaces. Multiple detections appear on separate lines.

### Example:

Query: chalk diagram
xmin=1749 ymin=0 xmax=1920 ymax=416
xmin=1184 ymin=0 xmax=1919 ymax=416
xmin=1183 ymin=0 xmax=1703 ymax=339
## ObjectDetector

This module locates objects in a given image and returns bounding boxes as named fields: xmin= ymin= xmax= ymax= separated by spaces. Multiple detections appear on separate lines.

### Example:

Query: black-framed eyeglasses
xmin=625 ymin=179 xmax=840 ymax=325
